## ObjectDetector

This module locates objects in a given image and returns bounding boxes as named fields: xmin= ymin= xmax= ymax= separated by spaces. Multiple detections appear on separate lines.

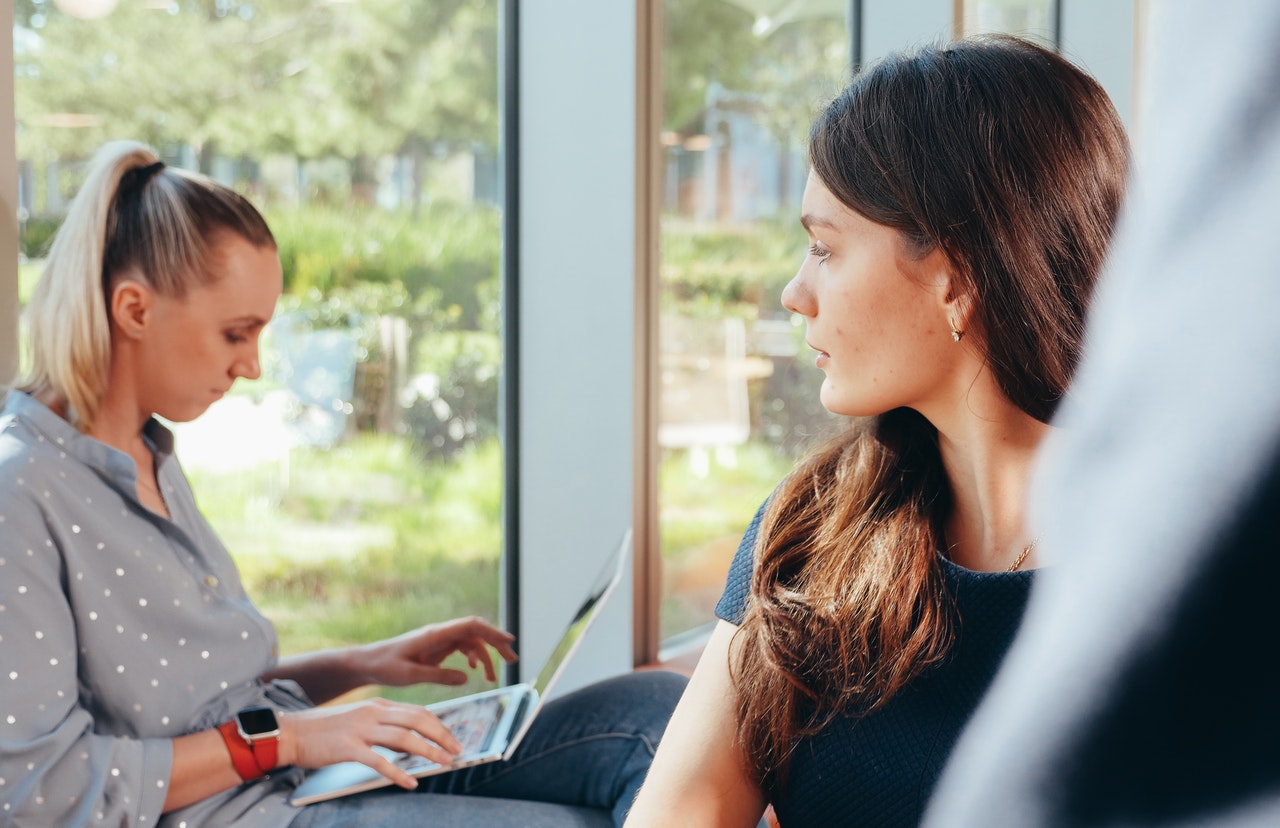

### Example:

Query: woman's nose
xmin=781 ymin=268 xmax=814 ymax=317
xmin=234 ymin=349 xmax=261 ymax=381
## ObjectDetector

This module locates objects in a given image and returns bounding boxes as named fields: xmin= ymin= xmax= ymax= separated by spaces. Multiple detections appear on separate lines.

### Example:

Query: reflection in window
xmin=13 ymin=0 xmax=504 ymax=705
xmin=657 ymin=0 xmax=848 ymax=645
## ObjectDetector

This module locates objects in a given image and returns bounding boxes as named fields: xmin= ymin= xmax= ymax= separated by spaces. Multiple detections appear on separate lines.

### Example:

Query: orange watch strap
xmin=248 ymin=727 xmax=278 ymax=774
xmin=218 ymin=719 xmax=265 ymax=782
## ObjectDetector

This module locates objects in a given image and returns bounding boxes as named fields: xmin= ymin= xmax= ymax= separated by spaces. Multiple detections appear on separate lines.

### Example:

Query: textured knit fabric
xmin=717 ymin=502 xmax=1034 ymax=827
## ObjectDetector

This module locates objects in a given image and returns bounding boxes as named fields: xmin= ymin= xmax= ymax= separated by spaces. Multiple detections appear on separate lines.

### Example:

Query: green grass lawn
xmin=189 ymin=433 xmax=505 ymax=706
xmin=657 ymin=442 xmax=796 ymax=638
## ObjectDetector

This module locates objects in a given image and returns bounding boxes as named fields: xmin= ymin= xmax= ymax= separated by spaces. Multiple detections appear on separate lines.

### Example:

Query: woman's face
xmin=135 ymin=234 xmax=283 ymax=423
xmin=783 ymin=171 xmax=961 ymax=419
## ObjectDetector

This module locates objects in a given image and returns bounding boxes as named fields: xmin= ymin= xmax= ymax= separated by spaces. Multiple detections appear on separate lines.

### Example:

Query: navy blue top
xmin=717 ymin=503 xmax=1034 ymax=827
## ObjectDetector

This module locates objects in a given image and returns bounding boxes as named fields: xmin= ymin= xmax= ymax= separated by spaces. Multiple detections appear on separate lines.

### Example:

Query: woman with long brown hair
xmin=627 ymin=34 xmax=1129 ymax=827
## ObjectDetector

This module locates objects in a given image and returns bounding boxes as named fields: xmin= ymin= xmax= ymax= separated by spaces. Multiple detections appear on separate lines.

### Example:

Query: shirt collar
xmin=3 ymin=390 xmax=177 ymax=489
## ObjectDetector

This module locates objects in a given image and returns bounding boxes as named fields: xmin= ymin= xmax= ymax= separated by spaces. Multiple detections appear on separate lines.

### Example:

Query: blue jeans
xmin=289 ymin=670 xmax=688 ymax=827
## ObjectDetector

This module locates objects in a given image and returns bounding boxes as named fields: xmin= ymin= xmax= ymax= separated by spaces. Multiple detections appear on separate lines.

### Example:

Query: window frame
xmin=1 ymin=1 xmax=17 ymax=387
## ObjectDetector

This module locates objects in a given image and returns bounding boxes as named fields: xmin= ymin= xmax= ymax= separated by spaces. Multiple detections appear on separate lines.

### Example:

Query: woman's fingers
xmin=284 ymin=698 xmax=465 ymax=774
xmin=448 ymin=617 xmax=518 ymax=662
xmin=464 ymin=642 xmax=500 ymax=682
xmin=414 ymin=666 xmax=471 ymax=686
xmin=365 ymin=745 xmax=422 ymax=791
xmin=491 ymin=638 xmax=520 ymax=664
xmin=369 ymin=726 xmax=457 ymax=772
xmin=365 ymin=617 xmax=520 ymax=688
xmin=379 ymin=702 xmax=463 ymax=756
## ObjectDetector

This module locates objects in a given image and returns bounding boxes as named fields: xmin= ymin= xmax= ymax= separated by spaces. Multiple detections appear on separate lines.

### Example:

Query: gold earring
xmin=950 ymin=325 xmax=963 ymax=342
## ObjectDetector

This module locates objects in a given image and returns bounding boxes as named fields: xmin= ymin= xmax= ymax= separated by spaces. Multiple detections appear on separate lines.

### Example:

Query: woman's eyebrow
xmin=800 ymin=213 xmax=841 ymax=233
xmin=223 ymin=316 xmax=269 ymax=330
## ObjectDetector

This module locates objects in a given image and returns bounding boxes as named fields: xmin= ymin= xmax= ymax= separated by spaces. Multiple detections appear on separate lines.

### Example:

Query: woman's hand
xmin=357 ymin=615 xmax=520 ymax=688
xmin=277 ymin=698 xmax=465 ymax=790
xmin=264 ymin=615 xmax=519 ymax=705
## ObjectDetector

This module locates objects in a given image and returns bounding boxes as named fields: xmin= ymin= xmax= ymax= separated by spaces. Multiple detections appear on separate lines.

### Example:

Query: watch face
xmin=236 ymin=706 xmax=279 ymax=738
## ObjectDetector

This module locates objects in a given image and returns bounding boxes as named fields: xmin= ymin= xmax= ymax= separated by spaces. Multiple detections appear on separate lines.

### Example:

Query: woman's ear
xmin=109 ymin=277 xmax=153 ymax=340
xmin=912 ymin=241 xmax=976 ymax=341
xmin=938 ymin=256 xmax=976 ymax=342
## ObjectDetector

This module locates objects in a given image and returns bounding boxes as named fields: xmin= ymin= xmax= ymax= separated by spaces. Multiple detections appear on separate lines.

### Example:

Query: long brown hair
xmin=732 ymin=35 xmax=1130 ymax=795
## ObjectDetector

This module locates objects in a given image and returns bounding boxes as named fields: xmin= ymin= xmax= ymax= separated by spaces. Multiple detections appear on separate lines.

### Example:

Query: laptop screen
xmin=529 ymin=530 xmax=630 ymax=697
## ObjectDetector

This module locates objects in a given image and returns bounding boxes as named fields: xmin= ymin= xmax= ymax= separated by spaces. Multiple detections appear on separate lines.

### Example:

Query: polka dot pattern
xmin=0 ymin=392 xmax=303 ymax=826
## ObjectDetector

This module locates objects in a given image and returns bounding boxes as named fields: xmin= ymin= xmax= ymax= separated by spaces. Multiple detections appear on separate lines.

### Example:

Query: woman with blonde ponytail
xmin=628 ymin=35 xmax=1130 ymax=828
xmin=1 ymin=140 xmax=685 ymax=827
xmin=24 ymin=144 xmax=187 ymax=429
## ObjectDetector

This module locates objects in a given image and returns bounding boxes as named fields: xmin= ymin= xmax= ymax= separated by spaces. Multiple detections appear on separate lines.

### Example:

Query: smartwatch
xmin=218 ymin=706 xmax=280 ymax=781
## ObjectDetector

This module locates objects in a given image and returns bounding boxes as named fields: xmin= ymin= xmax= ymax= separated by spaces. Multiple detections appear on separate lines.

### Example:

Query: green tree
xmin=15 ymin=0 xmax=499 ymax=202
xmin=15 ymin=1 xmax=230 ymax=164
xmin=662 ymin=0 xmax=758 ymax=134
xmin=662 ymin=0 xmax=846 ymax=139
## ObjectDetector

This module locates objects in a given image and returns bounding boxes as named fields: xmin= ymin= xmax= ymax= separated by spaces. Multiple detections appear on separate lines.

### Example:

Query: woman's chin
xmin=819 ymin=386 xmax=882 ymax=419
xmin=818 ymin=384 xmax=848 ymax=416
xmin=157 ymin=403 xmax=214 ymax=424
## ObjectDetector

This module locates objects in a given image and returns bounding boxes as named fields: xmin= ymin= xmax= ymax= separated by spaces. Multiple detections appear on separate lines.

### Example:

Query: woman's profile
xmin=626 ymin=34 xmax=1130 ymax=828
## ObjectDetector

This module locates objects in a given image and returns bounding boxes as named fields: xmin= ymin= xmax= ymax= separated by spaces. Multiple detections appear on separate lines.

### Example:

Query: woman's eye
xmin=225 ymin=332 xmax=247 ymax=345
xmin=809 ymin=244 xmax=831 ymax=261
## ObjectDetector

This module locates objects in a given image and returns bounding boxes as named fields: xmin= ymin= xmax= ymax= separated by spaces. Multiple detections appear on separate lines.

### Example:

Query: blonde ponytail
xmin=22 ymin=141 xmax=159 ymax=430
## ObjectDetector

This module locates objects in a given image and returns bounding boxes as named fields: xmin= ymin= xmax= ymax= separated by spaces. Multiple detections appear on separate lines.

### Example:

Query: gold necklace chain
xmin=1007 ymin=540 xmax=1036 ymax=572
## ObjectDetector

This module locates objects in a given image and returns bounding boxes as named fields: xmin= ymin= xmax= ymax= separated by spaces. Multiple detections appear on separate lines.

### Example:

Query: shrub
xmin=20 ymin=217 xmax=62 ymax=259
xmin=659 ymin=217 xmax=805 ymax=317
xmin=400 ymin=331 xmax=501 ymax=460
xmin=264 ymin=202 xmax=501 ymax=329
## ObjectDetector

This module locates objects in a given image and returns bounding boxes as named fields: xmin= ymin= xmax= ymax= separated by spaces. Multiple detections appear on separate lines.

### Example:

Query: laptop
xmin=288 ymin=531 xmax=631 ymax=806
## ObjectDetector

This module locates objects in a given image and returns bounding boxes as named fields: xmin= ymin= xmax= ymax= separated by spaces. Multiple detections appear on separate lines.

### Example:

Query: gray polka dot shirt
xmin=1 ymin=391 xmax=310 ymax=827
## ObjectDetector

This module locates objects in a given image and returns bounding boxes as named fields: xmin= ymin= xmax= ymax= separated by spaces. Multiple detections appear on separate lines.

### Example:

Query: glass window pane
xmin=962 ymin=0 xmax=1057 ymax=44
xmin=657 ymin=0 xmax=848 ymax=644
xmin=14 ymin=0 xmax=504 ymax=706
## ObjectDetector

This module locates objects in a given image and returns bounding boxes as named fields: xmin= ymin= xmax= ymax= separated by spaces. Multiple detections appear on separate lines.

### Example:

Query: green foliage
xmin=187 ymin=421 xmax=793 ymax=695
xmin=15 ymin=0 xmax=499 ymax=165
xmin=401 ymin=331 xmax=501 ymax=461
xmin=19 ymin=217 xmax=60 ymax=259
xmin=274 ymin=282 xmax=410 ymax=363
xmin=262 ymin=202 xmax=502 ymax=458
xmin=190 ymin=433 xmax=503 ymax=706
xmin=662 ymin=0 xmax=847 ymax=141
xmin=662 ymin=0 xmax=757 ymax=132
xmin=660 ymin=217 xmax=806 ymax=316
xmin=658 ymin=442 xmax=794 ymax=552
xmin=266 ymin=202 xmax=500 ymax=329
xmin=656 ymin=442 xmax=797 ymax=637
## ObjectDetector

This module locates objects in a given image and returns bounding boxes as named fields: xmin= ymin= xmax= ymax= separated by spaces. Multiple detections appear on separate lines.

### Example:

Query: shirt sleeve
xmin=714 ymin=498 xmax=770 ymax=625
xmin=0 ymin=476 xmax=172 ymax=827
